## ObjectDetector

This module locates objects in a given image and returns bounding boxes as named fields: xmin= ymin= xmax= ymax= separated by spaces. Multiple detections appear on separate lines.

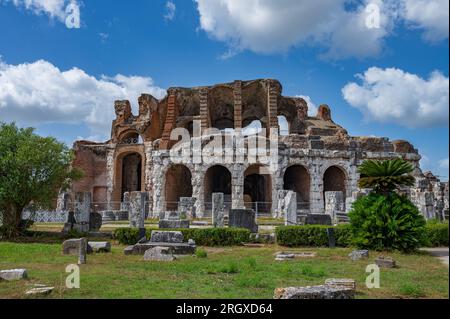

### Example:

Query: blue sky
xmin=0 ymin=0 xmax=448 ymax=179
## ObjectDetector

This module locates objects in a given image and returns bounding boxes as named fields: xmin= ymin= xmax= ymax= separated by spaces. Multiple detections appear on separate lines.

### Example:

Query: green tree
xmin=358 ymin=158 xmax=415 ymax=194
xmin=0 ymin=122 xmax=82 ymax=237
xmin=349 ymin=159 xmax=425 ymax=252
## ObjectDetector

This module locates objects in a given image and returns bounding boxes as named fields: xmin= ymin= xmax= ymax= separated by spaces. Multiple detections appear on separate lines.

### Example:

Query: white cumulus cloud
xmin=0 ymin=59 xmax=166 ymax=139
xmin=4 ymin=0 xmax=77 ymax=21
xmin=342 ymin=67 xmax=449 ymax=128
xmin=400 ymin=0 xmax=449 ymax=42
xmin=164 ymin=1 xmax=176 ymax=22
xmin=194 ymin=0 xmax=393 ymax=59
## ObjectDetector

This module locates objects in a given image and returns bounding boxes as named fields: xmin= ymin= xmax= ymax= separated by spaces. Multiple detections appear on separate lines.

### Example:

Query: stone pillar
xmin=284 ymin=191 xmax=298 ymax=226
xmin=152 ymin=162 xmax=166 ymax=218
xmin=212 ymin=193 xmax=225 ymax=227
xmin=179 ymin=197 xmax=197 ymax=219
xmin=309 ymin=163 xmax=324 ymax=214
xmin=74 ymin=192 xmax=91 ymax=232
xmin=325 ymin=191 xmax=345 ymax=220
xmin=78 ymin=237 xmax=87 ymax=265
xmin=192 ymin=168 xmax=205 ymax=218
xmin=144 ymin=141 xmax=154 ymax=213
xmin=128 ymin=192 xmax=147 ymax=237
xmin=105 ymin=145 xmax=115 ymax=210
xmin=234 ymin=81 xmax=242 ymax=129
xmin=267 ymin=81 xmax=279 ymax=136
xmin=200 ymin=88 xmax=209 ymax=132
xmin=231 ymin=164 xmax=245 ymax=209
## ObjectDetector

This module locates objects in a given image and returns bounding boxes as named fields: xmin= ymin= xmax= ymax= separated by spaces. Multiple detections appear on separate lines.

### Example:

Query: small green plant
xmin=195 ymin=248 xmax=208 ymax=258
xmin=398 ymin=283 xmax=425 ymax=298
xmin=220 ymin=261 xmax=239 ymax=274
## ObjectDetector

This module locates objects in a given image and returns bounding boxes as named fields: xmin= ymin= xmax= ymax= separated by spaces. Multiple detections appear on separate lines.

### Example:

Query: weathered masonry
xmin=67 ymin=79 xmax=449 ymax=221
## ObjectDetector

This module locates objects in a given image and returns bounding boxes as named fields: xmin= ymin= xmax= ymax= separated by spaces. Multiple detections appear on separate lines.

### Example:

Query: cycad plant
xmin=349 ymin=158 xmax=425 ymax=252
xmin=358 ymin=158 xmax=415 ymax=194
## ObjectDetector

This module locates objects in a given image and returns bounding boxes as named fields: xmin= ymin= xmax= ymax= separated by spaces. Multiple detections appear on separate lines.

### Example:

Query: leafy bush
xmin=275 ymin=224 xmax=351 ymax=247
xmin=113 ymin=227 xmax=251 ymax=246
xmin=421 ymin=221 xmax=449 ymax=247
xmin=195 ymin=248 xmax=208 ymax=258
xmin=348 ymin=192 xmax=426 ymax=252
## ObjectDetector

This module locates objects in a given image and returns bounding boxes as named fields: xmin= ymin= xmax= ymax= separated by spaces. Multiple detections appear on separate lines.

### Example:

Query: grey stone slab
xmin=159 ymin=219 xmax=190 ymax=229
xmin=229 ymin=209 xmax=258 ymax=233
xmin=305 ymin=214 xmax=332 ymax=225
xmin=150 ymin=231 xmax=184 ymax=243
xmin=88 ymin=241 xmax=111 ymax=253
xmin=0 ymin=269 xmax=28 ymax=281
xmin=325 ymin=278 xmax=356 ymax=290
xmin=375 ymin=257 xmax=396 ymax=268
xmin=143 ymin=246 xmax=176 ymax=262
xmin=274 ymin=285 xmax=355 ymax=299
xmin=348 ymin=250 xmax=369 ymax=261
xmin=212 ymin=193 xmax=225 ymax=228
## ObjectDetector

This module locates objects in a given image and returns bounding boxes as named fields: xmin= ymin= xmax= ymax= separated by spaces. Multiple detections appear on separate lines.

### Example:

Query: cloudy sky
xmin=0 ymin=0 xmax=448 ymax=179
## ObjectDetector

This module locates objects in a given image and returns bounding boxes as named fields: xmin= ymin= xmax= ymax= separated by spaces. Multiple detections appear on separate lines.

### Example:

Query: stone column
xmin=105 ymin=145 xmax=115 ymax=210
xmin=151 ymin=162 xmax=166 ymax=218
xmin=144 ymin=141 xmax=154 ymax=213
xmin=192 ymin=168 xmax=205 ymax=218
xmin=231 ymin=164 xmax=245 ymax=209
xmin=212 ymin=193 xmax=225 ymax=227
xmin=284 ymin=191 xmax=298 ymax=226
xmin=74 ymin=192 xmax=91 ymax=232
xmin=325 ymin=191 xmax=344 ymax=221
xmin=234 ymin=81 xmax=242 ymax=129
xmin=129 ymin=191 xmax=147 ymax=237
xmin=309 ymin=163 xmax=324 ymax=214
xmin=78 ymin=237 xmax=87 ymax=265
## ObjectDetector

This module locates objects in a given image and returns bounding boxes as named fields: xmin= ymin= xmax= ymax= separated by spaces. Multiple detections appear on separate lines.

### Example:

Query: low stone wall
xmin=22 ymin=210 xmax=68 ymax=223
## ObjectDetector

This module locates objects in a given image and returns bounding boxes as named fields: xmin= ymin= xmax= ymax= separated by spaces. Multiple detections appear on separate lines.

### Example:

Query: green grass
xmin=0 ymin=242 xmax=448 ymax=299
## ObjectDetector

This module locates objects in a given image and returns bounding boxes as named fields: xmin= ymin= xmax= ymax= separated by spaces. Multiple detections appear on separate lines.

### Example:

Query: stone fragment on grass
xmin=325 ymin=278 xmax=356 ymax=290
xmin=143 ymin=246 xmax=176 ymax=262
xmin=88 ymin=241 xmax=111 ymax=253
xmin=0 ymin=269 xmax=28 ymax=281
xmin=124 ymin=246 xmax=134 ymax=255
xmin=25 ymin=286 xmax=54 ymax=296
xmin=274 ymin=285 xmax=355 ymax=299
xmin=375 ymin=256 xmax=396 ymax=268
xmin=349 ymin=249 xmax=369 ymax=261
xmin=275 ymin=251 xmax=317 ymax=261
xmin=62 ymin=238 xmax=93 ymax=255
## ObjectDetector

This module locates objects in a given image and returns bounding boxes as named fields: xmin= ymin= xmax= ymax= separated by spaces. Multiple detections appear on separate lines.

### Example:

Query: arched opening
xmin=242 ymin=119 xmax=263 ymax=136
xmin=278 ymin=115 xmax=289 ymax=136
xmin=204 ymin=165 xmax=232 ymax=213
xmin=208 ymin=86 xmax=234 ymax=131
xmin=121 ymin=153 xmax=142 ymax=201
xmin=244 ymin=165 xmax=272 ymax=214
xmin=323 ymin=166 xmax=347 ymax=209
xmin=165 ymin=165 xmax=193 ymax=211
xmin=119 ymin=131 xmax=143 ymax=145
xmin=283 ymin=165 xmax=310 ymax=209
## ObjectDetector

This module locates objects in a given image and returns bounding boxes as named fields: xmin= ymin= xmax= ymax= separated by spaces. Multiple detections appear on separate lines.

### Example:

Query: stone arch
xmin=323 ymin=165 xmax=347 ymax=209
xmin=208 ymin=86 xmax=234 ymax=130
xmin=204 ymin=165 xmax=232 ymax=211
xmin=117 ymin=130 xmax=144 ymax=145
xmin=112 ymin=148 xmax=146 ymax=203
xmin=244 ymin=164 xmax=272 ymax=214
xmin=242 ymin=81 xmax=268 ymax=129
xmin=283 ymin=164 xmax=310 ymax=209
xmin=278 ymin=115 xmax=289 ymax=136
xmin=165 ymin=164 xmax=193 ymax=211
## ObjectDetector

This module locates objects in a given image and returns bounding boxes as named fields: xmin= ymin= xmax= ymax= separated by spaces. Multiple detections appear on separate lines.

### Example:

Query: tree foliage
xmin=349 ymin=193 xmax=426 ymax=252
xmin=0 ymin=122 xmax=82 ymax=237
xmin=358 ymin=158 xmax=415 ymax=193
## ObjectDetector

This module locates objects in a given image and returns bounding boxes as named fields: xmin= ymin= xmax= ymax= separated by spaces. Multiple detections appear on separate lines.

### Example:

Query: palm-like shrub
xmin=358 ymin=158 xmax=415 ymax=194
xmin=349 ymin=159 xmax=425 ymax=252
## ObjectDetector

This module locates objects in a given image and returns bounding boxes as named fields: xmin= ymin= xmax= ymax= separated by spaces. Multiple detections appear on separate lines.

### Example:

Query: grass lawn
xmin=0 ymin=242 xmax=448 ymax=299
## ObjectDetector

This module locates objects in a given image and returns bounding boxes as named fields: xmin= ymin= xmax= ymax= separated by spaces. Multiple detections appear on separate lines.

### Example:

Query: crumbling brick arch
xmin=283 ymin=164 xmax=311 ymax=209
xmin=112 ymin=148 xmax=146 ymax=203
xmin=117 ymin=130 xmax=144 ymax=145
xmin=165 ymin=164 xmax=193 ymax=211
xmin=242 ymin=81 xmax=268 ymax=129
xmin=322 ymin=165 xmax=347 ymax=209
xmin=244 ymin=164 xmax=272 ymax=214
xmin=208 ymin=85 xmax=234 ymax=130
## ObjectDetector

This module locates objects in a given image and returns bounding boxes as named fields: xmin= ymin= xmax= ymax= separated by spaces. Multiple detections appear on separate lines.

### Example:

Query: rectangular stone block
xmin=128 ymin=191 xmax=148 ymax=229
xmin=150 ymin=231 xmax=184 ymax=243
xmin=0 ymin=269 xmax=27 ymax=281
xmin=284 ymin=191 xmax=297 ymax=226
xmin=159 ymin=220 xmax=190 ymax=229
xmin=229 ymin=209 xmax=258 ymax=233
xmin=212 ymin=193 xmax=225 ymax=228
xmin=274 ymin=285 xmax=355 ymax=299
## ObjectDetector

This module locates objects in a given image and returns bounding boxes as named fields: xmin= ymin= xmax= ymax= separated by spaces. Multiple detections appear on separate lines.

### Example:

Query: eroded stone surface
xmin=375 ymin=257 xmax=396 ymax=268
xmin=143 ymin=246 xmax=176 ymax=262
xmin=325 ymin=278 xmax=356 ymax=290
xmin=274 ymin=285 xmax=355 ymax=299
xmin=150 ymin=231 xmax=184 ymax=243
xmin=0 ymin=269 xmax=27 ymax=281
xmin=88 ymin=241 xmax=111 ymax=253
xmin=229 ymin=209 xmax=258 ymax=233
xmin=349 ymin=250 xmax=369 ymax=261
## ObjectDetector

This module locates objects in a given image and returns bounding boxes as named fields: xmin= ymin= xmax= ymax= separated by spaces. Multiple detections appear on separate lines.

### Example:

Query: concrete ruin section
xmin=49 ymin=79 xmax=447 ymax=223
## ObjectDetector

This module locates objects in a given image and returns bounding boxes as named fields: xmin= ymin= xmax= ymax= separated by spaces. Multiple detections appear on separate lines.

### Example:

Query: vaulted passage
xmin=165 ymin=165 xmax=192 ymax=210
xmin=244 ymin=165 xmax=272 ymax=214
xmin=204 ymin=165 xmax=232 ymax=211
xmin=121 ymin=153 xmax=142 ymax=200
xmin=323 ymin=166 xmax=347 ymax=208
xmin=283 ymin=165 xmax=310 ymax=209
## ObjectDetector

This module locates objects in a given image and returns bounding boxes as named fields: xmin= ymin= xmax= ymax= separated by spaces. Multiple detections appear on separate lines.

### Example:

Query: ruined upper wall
xmin=100 ymin=79 xmax=419 ymax=155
